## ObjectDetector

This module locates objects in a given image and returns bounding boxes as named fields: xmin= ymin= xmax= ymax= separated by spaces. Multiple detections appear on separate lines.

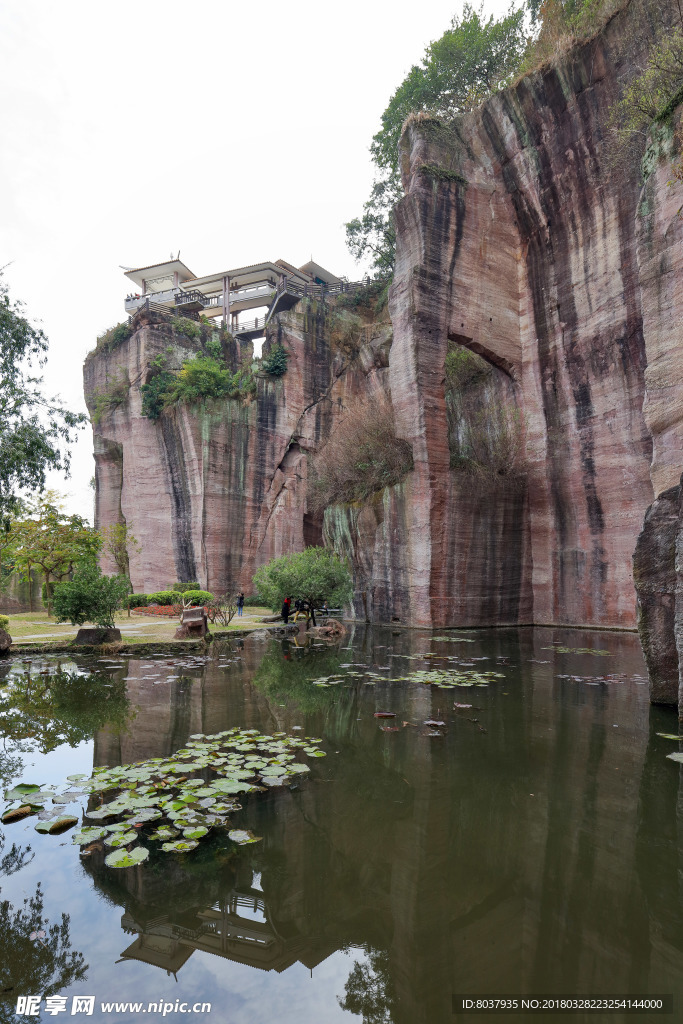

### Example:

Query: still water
xmin=0 ymin=626 xmax=682 ymax=1024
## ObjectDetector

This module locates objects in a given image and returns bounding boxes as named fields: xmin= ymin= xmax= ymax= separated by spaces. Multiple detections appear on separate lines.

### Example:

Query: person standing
xmin=281 ymin=596 xmax=291 ymax=623
xmin=237 ymin=591 xmax=245 ymax=617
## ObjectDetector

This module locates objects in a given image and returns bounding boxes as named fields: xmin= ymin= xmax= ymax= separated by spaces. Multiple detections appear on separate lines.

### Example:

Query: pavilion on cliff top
xmin=121 ymin=257 xmax=344 ymax=341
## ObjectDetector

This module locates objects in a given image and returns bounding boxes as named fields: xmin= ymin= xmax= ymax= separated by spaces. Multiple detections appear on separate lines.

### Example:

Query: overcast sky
xmin=1 ymin=0 xmax=510 ymax=519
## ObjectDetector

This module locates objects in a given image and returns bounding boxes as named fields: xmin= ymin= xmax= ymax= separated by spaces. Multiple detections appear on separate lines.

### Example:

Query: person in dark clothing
xmin=237 ymin=592 xmax=245 ymax=617
xmin=281 ymin=596 xmax=291 ymax=623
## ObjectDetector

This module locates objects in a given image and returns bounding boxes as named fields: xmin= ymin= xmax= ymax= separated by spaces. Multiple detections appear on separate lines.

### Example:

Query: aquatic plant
xmin=1 ymin=728 xmax=326 ymax=868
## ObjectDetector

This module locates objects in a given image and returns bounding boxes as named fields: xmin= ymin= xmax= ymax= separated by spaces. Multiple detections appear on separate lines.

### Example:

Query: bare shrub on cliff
xmin=309 ymin=400 xmax=414 ymax=514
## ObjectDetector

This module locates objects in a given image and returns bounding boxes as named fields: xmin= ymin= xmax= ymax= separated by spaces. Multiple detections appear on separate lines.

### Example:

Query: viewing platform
xmin=122 ymin=257 xmax=352 ymax=340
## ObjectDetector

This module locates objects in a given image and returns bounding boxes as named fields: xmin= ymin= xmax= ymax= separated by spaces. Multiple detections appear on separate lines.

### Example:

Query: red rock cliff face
xmin=85 ymin=4 xmax=683 ymax=630
xmin=84 ymin=306 xmax=392 ymax=597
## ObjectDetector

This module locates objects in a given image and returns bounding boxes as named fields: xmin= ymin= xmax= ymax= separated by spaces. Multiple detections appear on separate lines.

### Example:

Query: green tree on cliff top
xmin=346 ymin=4 xmax=528 ymax=274
xmin=0 ymin=272 xmax=85 ymax=518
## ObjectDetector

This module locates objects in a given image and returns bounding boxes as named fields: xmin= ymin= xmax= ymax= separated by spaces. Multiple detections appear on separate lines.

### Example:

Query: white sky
xmin=0 ymin=0 xmax=509 ymax=519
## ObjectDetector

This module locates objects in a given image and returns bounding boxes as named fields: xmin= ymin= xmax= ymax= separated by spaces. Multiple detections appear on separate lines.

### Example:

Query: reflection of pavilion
xmin=119 ymin=885 xmax=335 ymax=976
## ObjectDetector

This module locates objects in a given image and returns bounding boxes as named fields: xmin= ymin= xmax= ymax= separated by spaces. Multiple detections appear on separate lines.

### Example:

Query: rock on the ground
xmin=0 ymin=628 xmax=11 ymax=654
xmin=72 ymin=627 xmax=122 ymax=646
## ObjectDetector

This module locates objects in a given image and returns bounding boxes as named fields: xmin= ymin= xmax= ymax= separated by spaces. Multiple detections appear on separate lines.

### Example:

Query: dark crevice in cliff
xmin=159 ymin=413 xmax=198 ymax=585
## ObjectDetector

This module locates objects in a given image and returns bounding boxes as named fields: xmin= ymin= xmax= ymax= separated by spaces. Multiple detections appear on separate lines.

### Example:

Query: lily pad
xmin=149 ymin=827 xmax=179 ymax=841
xmin=72 ymin=826 xmax=110 ymax=844
xmin=35 ymin=816 xmax=78 ymax=835
xmin=4 ymin=784 xmax=42 ymax=801
xmin=104 ymin=846 xmax=149 ymax=868
xmin=657 ymin=733 xmax=683 ymax=741
xmin=666 ymin=752 xmax=683 ymax=763
xmin=104 ymin=830 xmax=138 ymax=848
xmin=228 ymin=829 xmax=262 ymax=845
xmin=2 ymin=804 xmax=35 ymax=824
xmin=182 ymin=826 xmax=209 ymax=840
xmin=160 ymin=840 xmax=199 ymax=853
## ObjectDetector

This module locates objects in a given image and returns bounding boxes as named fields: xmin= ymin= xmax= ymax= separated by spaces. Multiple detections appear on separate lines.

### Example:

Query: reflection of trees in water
xmin=251 ymin=640 xmax=351 ymax=714
xmin=0 ymin=834 xmax=87 ymax=1023
xmin=0 ymin=667 xmax=130 ymax=752
xmin=339 ymin=946 xmax=396 ymax=1024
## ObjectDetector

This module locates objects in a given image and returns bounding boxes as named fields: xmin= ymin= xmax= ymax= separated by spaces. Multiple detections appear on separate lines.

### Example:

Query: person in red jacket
xmin=281 ymin=596 xmax=291 ymax=623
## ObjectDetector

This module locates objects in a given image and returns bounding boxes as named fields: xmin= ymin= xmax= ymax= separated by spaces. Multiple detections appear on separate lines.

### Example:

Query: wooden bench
xmin=180 ymin=606 xmax=209 ymax=637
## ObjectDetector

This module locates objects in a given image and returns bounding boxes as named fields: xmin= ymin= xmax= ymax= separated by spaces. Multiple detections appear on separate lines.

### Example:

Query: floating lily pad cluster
xmin=541 ymin=645 xmax=611 ymax=656
xmin=2 ymin=728 xmax=326 ymax=867
xmin=398 ymin=668 xmax=504 ymax=688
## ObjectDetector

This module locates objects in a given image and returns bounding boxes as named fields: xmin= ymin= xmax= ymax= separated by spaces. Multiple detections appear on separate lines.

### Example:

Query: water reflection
xmin=2 ymin=627 xmax=683 ymax=1023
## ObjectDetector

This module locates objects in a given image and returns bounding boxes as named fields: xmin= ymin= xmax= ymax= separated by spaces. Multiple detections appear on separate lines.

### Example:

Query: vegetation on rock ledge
xmin=310 ymin=400 xmax=413 ymax=513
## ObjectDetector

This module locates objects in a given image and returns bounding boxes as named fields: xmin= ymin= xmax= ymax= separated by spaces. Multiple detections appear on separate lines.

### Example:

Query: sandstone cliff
xmin=85 ymin=1 xmax=683 ymax=643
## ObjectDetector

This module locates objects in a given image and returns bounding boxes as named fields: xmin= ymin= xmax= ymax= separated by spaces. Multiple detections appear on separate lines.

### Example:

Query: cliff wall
xmin=85 ymin=1 xmax=683 ymax=634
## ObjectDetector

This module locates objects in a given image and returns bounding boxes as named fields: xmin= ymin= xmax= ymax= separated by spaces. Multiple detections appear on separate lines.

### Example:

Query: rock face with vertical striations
xmin=86 ymin=2 xmax=683 ymax=678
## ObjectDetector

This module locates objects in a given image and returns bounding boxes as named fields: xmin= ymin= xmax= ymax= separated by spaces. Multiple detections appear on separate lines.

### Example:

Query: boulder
xmin=72 ymin=627 xmax=122 ymax=646
xmin=0 ymin=628 xmax=11 ymax=655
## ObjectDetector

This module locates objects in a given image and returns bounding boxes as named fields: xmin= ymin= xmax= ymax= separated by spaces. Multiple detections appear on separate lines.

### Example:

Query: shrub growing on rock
xmin=310 ymin=399 xmax=413 ymax=513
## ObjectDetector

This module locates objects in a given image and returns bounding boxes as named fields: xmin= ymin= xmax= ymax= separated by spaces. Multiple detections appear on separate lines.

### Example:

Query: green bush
xmin=180 ymin=589 xmax=214 ymax=606
xmin=94 ymin=321 xmax=133 ymax=355
xmin=53 ymin=563 xmax=130 ymax=628
xmin=170 ymin=316 xmax=201 ymax=340
xmin=204 ymin=336 xmax=222 ymax=359
xmin=243 ymin=595 xmax=264 ymax=607
xmin=91 ymin=370 xmax=130 ymax=426
xmin=261 ymin=343 xmax=288 ymax=377
xmin=0 ymin=614 xmax=9 ymax=629
xmin=141 ymin=370 xmax=176 ymax=420
xmin=171 ymin=581 xmax=200 ymax=592
xmin=147 ymin=590 xmax=178 ymax=606
xmin=125 ymin=593 xmax=149 ymax=608
xmin=140 ymin=357 xmax=257 ymax=419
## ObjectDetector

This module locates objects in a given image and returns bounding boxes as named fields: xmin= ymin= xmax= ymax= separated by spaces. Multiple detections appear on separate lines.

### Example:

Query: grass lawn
xmin=5 ymin=607 xmax=274 ymax=645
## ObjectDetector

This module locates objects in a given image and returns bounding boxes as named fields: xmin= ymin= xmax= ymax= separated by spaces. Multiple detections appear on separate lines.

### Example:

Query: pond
xmin=1 ymin=625 xmax=682 ymax=1024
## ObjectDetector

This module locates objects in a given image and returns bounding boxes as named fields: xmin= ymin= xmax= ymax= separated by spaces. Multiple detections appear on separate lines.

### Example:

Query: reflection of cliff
xmin=87 ymin=630 xmax=683 ymax=1021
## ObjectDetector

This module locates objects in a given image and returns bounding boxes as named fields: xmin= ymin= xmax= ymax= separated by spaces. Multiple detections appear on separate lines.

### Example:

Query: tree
xmin=100 ymin=522 xmax=140 ymax=578
xmin=53 ymin=562 xmax=129 ymax=629
xmin=8 ymin=493 xmax=100 ymax=614
xmin=0 ymin=273 xmax=85 ymax=519
xmin=345 ymin=4 xmax=528 ymax=274
xmin=253 ymin=547 xmax=353 ymax=623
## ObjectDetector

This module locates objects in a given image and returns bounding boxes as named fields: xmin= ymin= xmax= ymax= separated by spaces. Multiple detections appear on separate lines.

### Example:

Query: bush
xmin=125 ymin=593 xmax=149 ymax=608
xmin=94 ymin=321 xmax=133 ymax=355
xmin=180 ymin=589 xmax=214 ymax=606
xmin=171 ymin=581 xmax=200 ymax=592
xmin=243 ymin=595 xmax=264 ymax=607
xmin=310 ymin=399 xmax=414 ymax=513
xmin=147 ymin=590 xmax=178 ymax=606
xmin=141 ymin=370 xmax=176 ymax=420
xmin=53 ymin=563 xmax=130 ymax=628
xmin=140 ymin=357 xmax=257 ymax=419
xmin=0 ymin=614 xmax=8 ymax=629
xmin=91 ymin=370 xmax=130 ymax=426
xmin=170 ymin=316 xmax=201 ymax=340
xmin=261 ymin=342 xmax=288 ymax=377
